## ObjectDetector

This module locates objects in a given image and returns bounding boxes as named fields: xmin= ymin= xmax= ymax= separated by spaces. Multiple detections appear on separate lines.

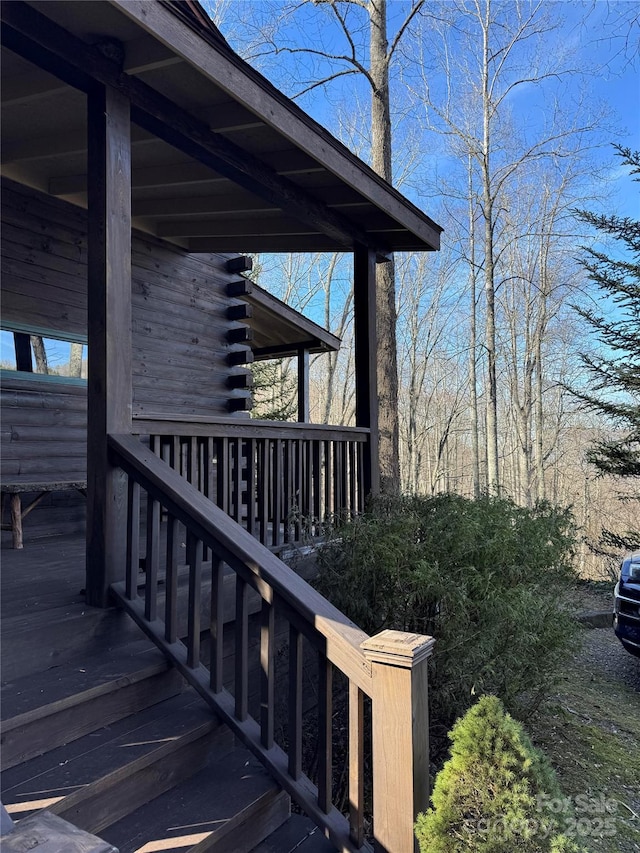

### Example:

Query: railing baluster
xmin=348 ymin=442 xmax=356 ymax=516
xmin=189 ymin=435 xmax=198 ymax=486
xmin=318 ymin=655 xmax=333 ymax=814
xmin=233 ymin=438 xmax=243 ymax=524
xmin=217 ymin=436 xmax=229 ymax=513
xmin=312 ymin=439 xmax=321 ymax=527
xmin=283 ymin=439 xmax=292 ymax=543
xmin=125 ymin=478 xmax=140 ymax=600
xmin=235 ymin=575 xmax=249 ymax=721
xmin=260 ymin=599 xmax=275 ymax=749
xmin=186 ymin=532 xmax=202 ymax=668
xmin=288 ymin=623 xmax=303 ymax=780
xmin=273 ymin=438 xmax=282 ymax=547
xmin=296 ymin=438 xmax=304 ymax=540
xmin=334 ymin=440 xmax=344 ymax=516
xmin=144 ymin=494 xmax=160 ymax=621
xmin=165 ymin=513 xmax=179 ymax=644
xmin=210 ymin=557 xmax=224 ymax=693
xmin=246 ymin=438 xmax=256 ymax=536
xmin=259 ymin=439 xmax=269 ymax=545
xmin=324 ymin=440 xmax=332 ymax=522
xmin=349 ymin=682 xmax=365 ymax=847
xmin=357 ymin=441 xmax=365 ymax=513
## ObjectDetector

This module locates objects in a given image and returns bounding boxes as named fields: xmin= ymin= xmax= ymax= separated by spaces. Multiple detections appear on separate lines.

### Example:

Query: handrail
xmin=134 ymin=416 xmax=368 ymax=550
xmin=108 ymin=432 xmax=434 ymax=852
xmin=109 ymin=433 xmax=372 ymax=692
xmin=133 ymin=413 xmax=369 ymax=442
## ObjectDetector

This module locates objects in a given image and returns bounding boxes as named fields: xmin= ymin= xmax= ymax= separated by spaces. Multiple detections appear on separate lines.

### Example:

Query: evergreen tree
xmin=573 ymin=146 xmax=640 ymax=550
xmin=415 ymin=696 xmax=584 ymax=853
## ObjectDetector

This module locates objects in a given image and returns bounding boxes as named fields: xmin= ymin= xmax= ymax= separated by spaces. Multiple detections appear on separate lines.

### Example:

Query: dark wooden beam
xmin=297 ymin=348 xmax=310 ymax=423
xmin=114 ymin=0 xmax=441 ymax=251
xmin=13 ymin=333 xmax=32 ymax=372
xmin=85 ymin=84 xmax=132 ymax=607
xmin=353 ymin=244 xmax=380 ymax=496
xmin=0 ymin=1 xmax=385 ymax=253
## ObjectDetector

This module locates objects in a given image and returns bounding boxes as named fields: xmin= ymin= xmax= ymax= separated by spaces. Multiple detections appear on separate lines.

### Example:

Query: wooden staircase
xmin=0 ymin=639 xmax=334 ymax=852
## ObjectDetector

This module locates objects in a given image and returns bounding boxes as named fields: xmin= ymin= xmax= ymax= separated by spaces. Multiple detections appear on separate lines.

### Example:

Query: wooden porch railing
xmin=133 ymin=416 xmax=369 ymax=550
xmin=108 ymin=433 xmax=434 ymax=853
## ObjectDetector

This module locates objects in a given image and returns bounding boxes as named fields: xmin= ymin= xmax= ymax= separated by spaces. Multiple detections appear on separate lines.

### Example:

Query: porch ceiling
xmin=244 ymin=281 xmax=340 ymax=360
xmin=0 ymin=0 xmax=443 ymax=255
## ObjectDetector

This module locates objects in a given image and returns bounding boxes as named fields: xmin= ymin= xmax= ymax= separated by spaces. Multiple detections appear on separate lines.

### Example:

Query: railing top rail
xmin=109 ymin=432 xmax=373 ymax=693
xmin=132 ymin=413 xmax=369 ymax=441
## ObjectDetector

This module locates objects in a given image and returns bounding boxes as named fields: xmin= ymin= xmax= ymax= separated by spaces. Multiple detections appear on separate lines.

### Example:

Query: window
xmin=1 ymin=327 xmax=87 ymax=380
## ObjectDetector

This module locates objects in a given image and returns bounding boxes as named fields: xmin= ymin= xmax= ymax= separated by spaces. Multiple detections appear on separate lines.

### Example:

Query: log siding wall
xmin=1 ymin=178 xmax=250 ymax=539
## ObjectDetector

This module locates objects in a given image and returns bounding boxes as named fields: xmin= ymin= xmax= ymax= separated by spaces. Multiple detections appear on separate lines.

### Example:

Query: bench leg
xmin=10 ymin=493 xmax=23 ymax=549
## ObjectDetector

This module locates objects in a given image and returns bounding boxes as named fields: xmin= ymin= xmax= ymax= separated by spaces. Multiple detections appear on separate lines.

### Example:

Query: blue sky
xmin=211 ymin=1 xmax=639 ymax=219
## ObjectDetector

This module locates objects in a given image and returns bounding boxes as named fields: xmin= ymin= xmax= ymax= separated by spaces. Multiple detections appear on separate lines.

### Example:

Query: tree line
xmin=207 ymin=0 xmax=639 ymax=573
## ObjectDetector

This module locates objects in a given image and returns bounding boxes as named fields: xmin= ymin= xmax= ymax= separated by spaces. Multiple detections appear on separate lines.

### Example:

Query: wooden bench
xmin=1 ymin=482 xmax=87 ymax=549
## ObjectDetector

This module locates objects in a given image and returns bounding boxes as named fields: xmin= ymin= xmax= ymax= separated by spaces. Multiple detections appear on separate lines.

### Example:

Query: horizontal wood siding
xmin=1 ymin=179 xmax=250 ymax=537
xmin=0 ymin=377 xmax=88 ymax=483
xmin=1 ymin=178 xmax=250 ymax=421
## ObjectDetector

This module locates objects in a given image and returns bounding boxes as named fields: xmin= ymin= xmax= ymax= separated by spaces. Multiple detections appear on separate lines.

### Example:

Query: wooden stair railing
xmin=108 ymin=433 xmax=435 ymax=853
xmin=133 ymin=416 xmax=369 ymax=550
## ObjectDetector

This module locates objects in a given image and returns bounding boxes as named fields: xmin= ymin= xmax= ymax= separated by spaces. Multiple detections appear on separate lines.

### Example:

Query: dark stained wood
xmin=125 ymin=479 xmax=140 ymax=600
xmin=260 ymin=600 xmax=275 ymax=750
xmin=297 ymin=349 xmax=310 ymax=423
xmin=114 ymin=0 xmax=441 ymax=251
xmin=0 ymin=2 xmax=389 ymax=254
xmin=353 ymin=245 xmax=380 ymax=497
xmin=85 ymin=84 xmax=132 ymax=607
xmin=144 ymin=496 xmax=160 ymax=622
xmin=317 ymin=656 xmax=333 ymax=815
xmin=210 ymin=558 xmax=225 ymax=693
xmin=235 ymin=575 xmax=249 ymax=721
xmin=13 ymin=332 xmax=32 ymax=372
xmin=187 ymin=533 xmax=203 ymax=668
xmin=1 ymin=658 xmax=183 ymax=772
xmin=348 ymin=684 xmax=365 ymax=848
xmin=288 ymin=624 xmax=303 ymax=781
xmin=165 ymin=513 xmax=179 ymax=643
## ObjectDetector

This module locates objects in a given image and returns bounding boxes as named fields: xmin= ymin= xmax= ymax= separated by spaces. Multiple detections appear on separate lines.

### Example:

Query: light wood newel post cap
xmin=361 ymin=630 xmax=435 ymax=668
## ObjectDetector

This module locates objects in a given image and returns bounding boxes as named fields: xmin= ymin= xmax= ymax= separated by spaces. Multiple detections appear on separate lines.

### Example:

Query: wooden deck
xmin=0 ymin=531 xmax=154 ymax=684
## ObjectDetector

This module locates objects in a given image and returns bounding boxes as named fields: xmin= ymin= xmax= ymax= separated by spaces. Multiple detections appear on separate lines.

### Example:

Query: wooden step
xmin=1 ymin=641 xmax=184 ymax=770
xmin=0 ymin=599 xmax=154 ymax=681
xmin=102 ymin=746 xmax=290 ymax=853
xmin=1 ymin=691 xmax=230 ymax=835
xmin=251 ymin=814 xmax=337 ymax=853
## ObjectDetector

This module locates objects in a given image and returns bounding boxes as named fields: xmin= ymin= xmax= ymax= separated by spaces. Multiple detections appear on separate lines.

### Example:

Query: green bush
xmin=415 ymin=696 xmax=586 ymax=853
xmin=315 ymin=493 xmax=578 ymax=754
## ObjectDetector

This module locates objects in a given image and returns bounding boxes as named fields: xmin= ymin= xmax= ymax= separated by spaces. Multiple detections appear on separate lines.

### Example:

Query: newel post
xmin=361 ymin=630 xmax=435 ymax=853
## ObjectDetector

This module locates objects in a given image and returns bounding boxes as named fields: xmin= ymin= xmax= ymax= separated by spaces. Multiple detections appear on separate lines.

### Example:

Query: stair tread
xmin=1 ymin=690 xmax=217 ymax=818
xmin=1 ymin=638 xmax=165 ymax=723
xmin=101 ymin=746 xmax=285 ymax=853
xmin=251 ymin=814 xmax=337 ymax=853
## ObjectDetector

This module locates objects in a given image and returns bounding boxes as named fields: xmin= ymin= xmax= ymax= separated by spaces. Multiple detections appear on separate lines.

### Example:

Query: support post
xmin=353 ymin=244 xmax=380 ymax=496
xmin=86 ymin=84 xmax=132 ymax=607
xmin=297 ymin=347 xmax=310 ymax=423
xmin=361 ymin=630 xmax=435 ymax=853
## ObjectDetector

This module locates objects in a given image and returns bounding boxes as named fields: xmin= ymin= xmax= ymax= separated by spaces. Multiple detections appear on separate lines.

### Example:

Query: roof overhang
xmin=1 ymin=0 xmax=443 ymax=256
xmin=243 ymin=280 xmax=340 ymax=360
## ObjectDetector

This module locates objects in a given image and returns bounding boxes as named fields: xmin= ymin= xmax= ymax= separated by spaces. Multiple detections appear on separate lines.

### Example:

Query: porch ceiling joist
xmin=114 ymin=0 xmax=442 ymax=252
xmin=0 ymin=1 xmax=385 ymax=254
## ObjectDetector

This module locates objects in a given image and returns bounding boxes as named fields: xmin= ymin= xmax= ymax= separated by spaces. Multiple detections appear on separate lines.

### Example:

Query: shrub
xmin=315 ymin=493 xmax=578 ymax=755
xmin=415 ymin=696 xmax=586 ymax=853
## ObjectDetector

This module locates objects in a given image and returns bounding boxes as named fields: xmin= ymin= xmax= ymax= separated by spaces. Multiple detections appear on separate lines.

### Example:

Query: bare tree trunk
xmin=30 ymin=335 xmax=48 ymax=374
xmin=468 ymin=160 xmax=481 ymax=497
xmin=69 ymin=342 xmax=84 ymax=378
xmin=370 ymin=0 xmax=400 ymax=493
xmin=480 ymin=5 xmax=499 ymax=495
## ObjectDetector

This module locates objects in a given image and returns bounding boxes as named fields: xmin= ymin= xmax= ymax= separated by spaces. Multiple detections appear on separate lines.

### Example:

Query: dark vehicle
xmin=614 ymin=551 xmax=640 ymax=657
